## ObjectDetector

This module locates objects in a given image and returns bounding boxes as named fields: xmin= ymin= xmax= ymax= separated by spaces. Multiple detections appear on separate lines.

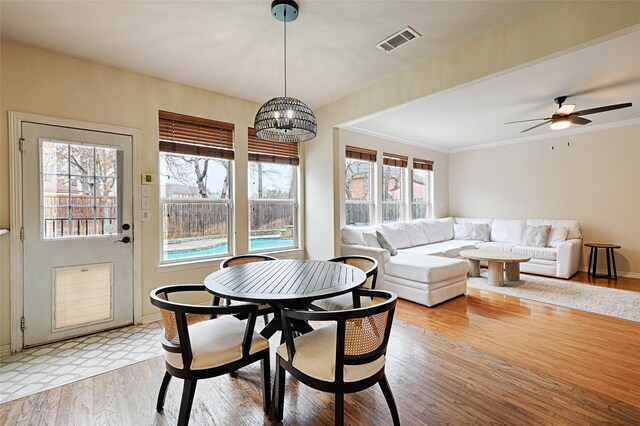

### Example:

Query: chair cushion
xmin=385 ymin=253 xmax=468 ymax=283
xmin=313 ymin=294 xmax=374 ymax=311
xmin=164 ymin=315 xmax=269 ymax=370
xmin=512 ymin=245 xmax=558 ymax=261
xmin=276 ymin=323 xmax=385 ymax=383
xmin=229 ymin=299 xmax=271 ymax=310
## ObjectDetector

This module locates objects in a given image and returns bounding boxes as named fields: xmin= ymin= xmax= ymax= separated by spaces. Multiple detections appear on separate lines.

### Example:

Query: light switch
xmin=142 ymin=197 xmax=151 ymax=209
xmin=141 ymin=210 xmax=150 ymax=222
xmin=141 ymin=185 xmax=151 ymax=197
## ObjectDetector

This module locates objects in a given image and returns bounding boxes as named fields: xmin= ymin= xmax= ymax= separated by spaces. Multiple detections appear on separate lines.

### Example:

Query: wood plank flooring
xmin=2 ymin=276 xmax=640 ymax=425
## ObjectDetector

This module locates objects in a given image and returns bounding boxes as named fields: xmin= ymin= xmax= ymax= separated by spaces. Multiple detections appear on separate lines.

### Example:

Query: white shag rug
xmin=467 ymin=272 xmax=640 ymax=323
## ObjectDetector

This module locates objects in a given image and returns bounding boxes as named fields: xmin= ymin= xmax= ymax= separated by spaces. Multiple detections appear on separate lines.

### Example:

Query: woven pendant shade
xmin=254 ymin=97 xmax=316 ymax=143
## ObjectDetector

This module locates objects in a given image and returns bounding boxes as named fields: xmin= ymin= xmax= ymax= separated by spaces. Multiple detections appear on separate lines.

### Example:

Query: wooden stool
xmin=585 ymin=243 xmax=621 ymax=279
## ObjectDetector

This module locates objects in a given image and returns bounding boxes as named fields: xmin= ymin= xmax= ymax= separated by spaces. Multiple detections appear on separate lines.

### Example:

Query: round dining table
xmin=204 ymin=259 xmax=367 ymax=338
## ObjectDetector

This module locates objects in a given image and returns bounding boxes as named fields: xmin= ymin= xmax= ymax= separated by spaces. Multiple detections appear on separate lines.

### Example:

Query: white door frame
xmin=9 ymin=111 xmax=143 ymax=353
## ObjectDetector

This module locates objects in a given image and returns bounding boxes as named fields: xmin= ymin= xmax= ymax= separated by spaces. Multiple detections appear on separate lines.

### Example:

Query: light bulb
xmin=550 ymin=119 xmax=571 ymax=130
xmin=287 ymin=110 xmax=294 ymax=119
xmin=274 ymin=111 xmax=280 ymax=119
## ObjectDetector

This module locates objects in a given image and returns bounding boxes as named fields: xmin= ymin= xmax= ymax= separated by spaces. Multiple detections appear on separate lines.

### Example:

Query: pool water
xmin=164 ymin=238 xmax=294 ymax=260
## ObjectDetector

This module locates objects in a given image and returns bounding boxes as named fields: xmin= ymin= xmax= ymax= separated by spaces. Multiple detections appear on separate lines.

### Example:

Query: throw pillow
xmin=547 ymin=227 xmax=568 ymax=248
xmin=376 ymin=231 xmax=398 ymax=256
xmin=453 ymin=224 xmax=465 ymax=239
xmin=363 ymin=231 xmax=382 ymax=248
xmin=521 ymin=225 xmax=552 ymax=247
xmin=465 ymin=223 xmax=491 ymax=242
xmin=341 ymin=227 xmax=365 ymax=246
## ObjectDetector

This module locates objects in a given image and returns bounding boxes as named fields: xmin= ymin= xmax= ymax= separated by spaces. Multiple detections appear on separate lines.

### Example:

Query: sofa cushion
xmin=419 ymin=220 xmax=446 ymax=243
xmin=475 ymin=242 xmax=518 ymax=252
xmin=465 ymin=223 xmax=491 ymax=241
xmin=547 ymin=227 xmax=568 ymax=248
xmin=402 ymin=240 xmax=479 ymax=258
xmin=376 ymin=231 xmax=398 ymax=256
xmin=362 ymin=231 xmax=382 ymax=248
xmin=385 ymin=253 xmax=469 ymax=283
xmin=512 ymin=245 xmax=557 ymax=261
xmin=341 ymin=226 xmax=366 ymax=246
xmin=453 ymin=224 xmax=465 ymax=239
xmin=379 ymin=223 xmax=411 ymax=249
xmin=404 ymin=220 xmax=430 ymax=247
xmin=490 ymin=219 xmax=526 ymax=243
xmin=521 ymin=225 xmax=551 ymax=247
xmin=527 ymin=219 xmax=582 ymax=240
xmin=435 ymin=217 xmax=455 ymax=240
xmin=454 ymin=217 xmax=493 ymax=226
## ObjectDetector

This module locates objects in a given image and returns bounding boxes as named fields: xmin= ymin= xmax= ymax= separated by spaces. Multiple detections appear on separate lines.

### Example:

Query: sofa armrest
xmin=556 ymin=238 xmax=581 ymax=278
xmin=340 ymin=244 xmax=391 ymax=288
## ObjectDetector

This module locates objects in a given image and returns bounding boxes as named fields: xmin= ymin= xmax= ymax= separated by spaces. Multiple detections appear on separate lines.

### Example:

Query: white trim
xmin=0 ymin=344 xmax=10 ymax=358
xmin=142 ymin=312 xmax=162 ymax=324
xmin=578 ymin=267 xmax=640 ymax=280
xmin=8 ymin=111 xmax=143 ymax=353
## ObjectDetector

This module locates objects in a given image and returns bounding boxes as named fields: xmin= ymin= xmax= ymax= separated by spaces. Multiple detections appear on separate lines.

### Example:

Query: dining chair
xmin=312 ymin=255 xmax=378 ymax=311
xmin=272 ymin=288 xmax=400 ymax=425
xmin=220 ymin=254 xmax=277 ymax=324
xmin=150 ymin=284 xmax=271 ymax=426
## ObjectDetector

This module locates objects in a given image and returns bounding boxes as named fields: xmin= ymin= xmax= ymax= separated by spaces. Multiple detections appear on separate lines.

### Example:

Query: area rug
xmin=0 ymin=322 xmax=163 ymax=404
xmin=467 ymin=272 xmax=640 ymax=323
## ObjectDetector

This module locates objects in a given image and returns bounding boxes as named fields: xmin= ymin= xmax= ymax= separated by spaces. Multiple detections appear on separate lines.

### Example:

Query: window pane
xmin=412 ymin=204 xmax=432 ymax=220
xmin=160 ymin=153 xmax=230 ymax=200
xmin=69 ymin=145 xmax=95 ymax=176
xmin=345 ymin=203 xmax=372 ymax=226
xmin=412 ymin=169 xmax=430 ymax=202
xmin=42 ymin=142 xmax=68 ymax=174
xmin=383 ymin=204 xmax=401 ymax=223
xmin=249 ymin=162 xmax=296 ymax=200
xmin=345 ymin=159 xmax=373 ymax=201
xmin=162 ymin=202 xmax=230 ymax=261
xmin=95 ymin=147 xmax=118 ymax=177
xmin=383 ymin=165 xmax=403 ymax=202
xmin=249 ymin=202 xmax=295 ymax=251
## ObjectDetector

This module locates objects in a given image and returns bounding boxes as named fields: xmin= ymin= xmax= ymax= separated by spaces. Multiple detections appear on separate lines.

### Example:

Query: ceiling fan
xmin=505 ymin=96 xmax=633 ymax=133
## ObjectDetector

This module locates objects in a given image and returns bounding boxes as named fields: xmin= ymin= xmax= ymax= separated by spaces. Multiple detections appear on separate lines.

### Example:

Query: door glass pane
xmin=41 ymin=140 xmax=119 ymax=239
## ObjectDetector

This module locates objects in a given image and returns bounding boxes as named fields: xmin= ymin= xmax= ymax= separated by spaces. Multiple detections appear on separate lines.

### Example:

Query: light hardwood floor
xmin=1 ymin=276 xmax=639 ymax=425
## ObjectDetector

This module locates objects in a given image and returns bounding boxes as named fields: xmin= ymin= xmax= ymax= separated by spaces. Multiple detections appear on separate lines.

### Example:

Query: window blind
xmin=413 ymin=158 xmax=434 ymax=171
xmin=159 ymin=110 xmax=234 ymax=160
xmin=248 ymin=128 xmax=300 ymax=165
xmin=345 ymin=145 xmax=377 ymax=162
xmin=383 ymin=152 xmax=408 ymax=168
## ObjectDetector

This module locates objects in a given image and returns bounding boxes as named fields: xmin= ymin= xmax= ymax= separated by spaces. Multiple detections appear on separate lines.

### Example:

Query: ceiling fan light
xmin=550 ymin=118 xmax=571 ymax=130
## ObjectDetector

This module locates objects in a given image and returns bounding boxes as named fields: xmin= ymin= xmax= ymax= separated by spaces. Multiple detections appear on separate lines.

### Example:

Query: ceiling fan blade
xmin=505 ymin=117 xmax=550 ymax=124
xmin=520 ymin=120 xmax=551 ymax=133
xmin=574 ymin=102 xmax=632 ymax=116
xmin=556 ymin=104 xmax=575 ymax=115
xmin=570 ymin=116 xmax=592 ymax=125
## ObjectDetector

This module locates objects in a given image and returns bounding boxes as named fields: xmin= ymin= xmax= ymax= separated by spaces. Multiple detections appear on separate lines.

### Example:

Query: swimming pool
xmin=164 ymin=238 xmax=294 ymax=260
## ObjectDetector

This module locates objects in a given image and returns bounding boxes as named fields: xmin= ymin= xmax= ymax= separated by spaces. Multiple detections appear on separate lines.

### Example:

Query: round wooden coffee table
xmin=460 ymin=249 xmax=531 ymax=286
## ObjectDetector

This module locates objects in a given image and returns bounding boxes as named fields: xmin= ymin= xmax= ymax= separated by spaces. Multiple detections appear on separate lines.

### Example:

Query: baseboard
xmin=0 ymin=344 xmax=11 ymax=358
xmin=142 ymin=312 xmax=162 ymax=324
xmin=578 ymin=267 xmax=640 ymax=279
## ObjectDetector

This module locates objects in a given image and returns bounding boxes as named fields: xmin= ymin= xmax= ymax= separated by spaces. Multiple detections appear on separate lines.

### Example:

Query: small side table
xmin=585 ymin=243 xmax=621 ymax=279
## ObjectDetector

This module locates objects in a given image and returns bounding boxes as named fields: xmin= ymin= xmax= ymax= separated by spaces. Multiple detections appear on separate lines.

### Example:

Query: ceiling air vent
xmin=376 ymin=26 xmax=421 ymax=53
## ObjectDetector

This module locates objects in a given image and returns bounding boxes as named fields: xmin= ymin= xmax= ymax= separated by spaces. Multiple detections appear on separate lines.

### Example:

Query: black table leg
xmin=588 ymin=247 xmax=594 ymax=277
xmin=606 ymin=248 xmax=612 ymax=278
xmin=592 ymin=247 xmax=598 ymax=278
xmin=611 ymin=248 xmax=618 ymax=280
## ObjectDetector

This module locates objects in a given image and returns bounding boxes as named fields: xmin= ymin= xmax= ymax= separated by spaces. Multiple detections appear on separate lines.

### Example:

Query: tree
xmin=161 ymin=154 xmax=229 ymax=199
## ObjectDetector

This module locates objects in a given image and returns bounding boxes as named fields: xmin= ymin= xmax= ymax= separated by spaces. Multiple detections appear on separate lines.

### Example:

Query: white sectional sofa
xmin=340 ymin=217 xmax=582 ymax=307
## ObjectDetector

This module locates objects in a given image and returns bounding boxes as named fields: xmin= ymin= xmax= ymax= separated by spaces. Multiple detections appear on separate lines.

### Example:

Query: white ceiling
xmin=346 ymin=30 xmax=640 ymax=151
xmin=0 ymin=1 xmax=546 ymax=109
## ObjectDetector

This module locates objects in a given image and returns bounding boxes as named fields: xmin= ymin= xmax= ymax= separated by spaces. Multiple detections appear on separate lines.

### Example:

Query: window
xmin=382 ymin=153 xmax=407 ymax=223
xmin=41 ymin=140 xmax=119 ymax=239
xmin=159 ymin=111 xmax=234 ymax=263
xmin=411 ymin=158 xmax=434 ymax=219
xmin=345 ymin=146 xmax=376 ymax=226
xmin=248 ymin=129 xmax=298 ymax=251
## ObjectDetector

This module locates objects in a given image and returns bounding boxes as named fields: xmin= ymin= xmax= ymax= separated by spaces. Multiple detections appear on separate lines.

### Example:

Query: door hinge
xmin=18 ymin=138 xmax=25 ymax=152
xmin=20 ymin=227 xmax=24 ymax=241
xmin=20 ymin=317 xmax=25 ymax=331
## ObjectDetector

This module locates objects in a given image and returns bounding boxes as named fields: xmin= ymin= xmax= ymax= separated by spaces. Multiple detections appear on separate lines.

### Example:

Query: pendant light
xmin=254 ymin=0 xmax=317 ymax=143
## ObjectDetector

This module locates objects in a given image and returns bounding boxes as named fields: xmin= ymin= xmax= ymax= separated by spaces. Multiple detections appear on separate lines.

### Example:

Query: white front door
xmin=21 ymin=122 xmax=134 ymax=347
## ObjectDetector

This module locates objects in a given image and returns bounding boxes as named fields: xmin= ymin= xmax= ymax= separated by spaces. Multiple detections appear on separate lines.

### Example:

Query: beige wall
xmin=449 ymin=124 xmax=640 ymax=276
xmin=0 ymin=41 xmax=303 ymax=347
xmin=305 ymin=1 xmax=640 ymax=258
xmin=337 ymin=129 xmax=449 ymax=225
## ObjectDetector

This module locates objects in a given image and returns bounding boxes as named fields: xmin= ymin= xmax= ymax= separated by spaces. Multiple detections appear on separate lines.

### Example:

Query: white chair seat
xmin=313 ymin=293 xmax=374 ymax=311
xmin=165 ymin=316 xmax=269 ymax=370
xmin=276 ymin=323 xmax=385 ymax=383
xmin=228 ymin=299 xmax=271 ymax=310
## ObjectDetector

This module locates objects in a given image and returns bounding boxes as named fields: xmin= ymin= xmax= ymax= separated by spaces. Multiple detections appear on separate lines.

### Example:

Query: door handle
xmin=114 ymin=236 xmax=131 ymax=244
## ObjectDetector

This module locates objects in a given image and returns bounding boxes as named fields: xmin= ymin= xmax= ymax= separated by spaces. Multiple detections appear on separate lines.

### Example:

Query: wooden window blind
xmin=345 ymin=145 xmax=377 ymax=162
xmin=383 ymin=152 xmax=408 ymax=168
xmin=158 ymin=110 xmax=234 ymax=160
xmin=248 ymin=128 xmax=300 ymax=165
xmin=413 ymin=158 xmax=434 ymax=171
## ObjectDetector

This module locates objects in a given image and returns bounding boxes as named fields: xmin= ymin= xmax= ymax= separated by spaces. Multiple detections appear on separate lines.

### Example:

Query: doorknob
xmin=122 ymin=223 xmax=131 ymax=230
xmin=115 ymin=236 xmax=131 ymax=244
